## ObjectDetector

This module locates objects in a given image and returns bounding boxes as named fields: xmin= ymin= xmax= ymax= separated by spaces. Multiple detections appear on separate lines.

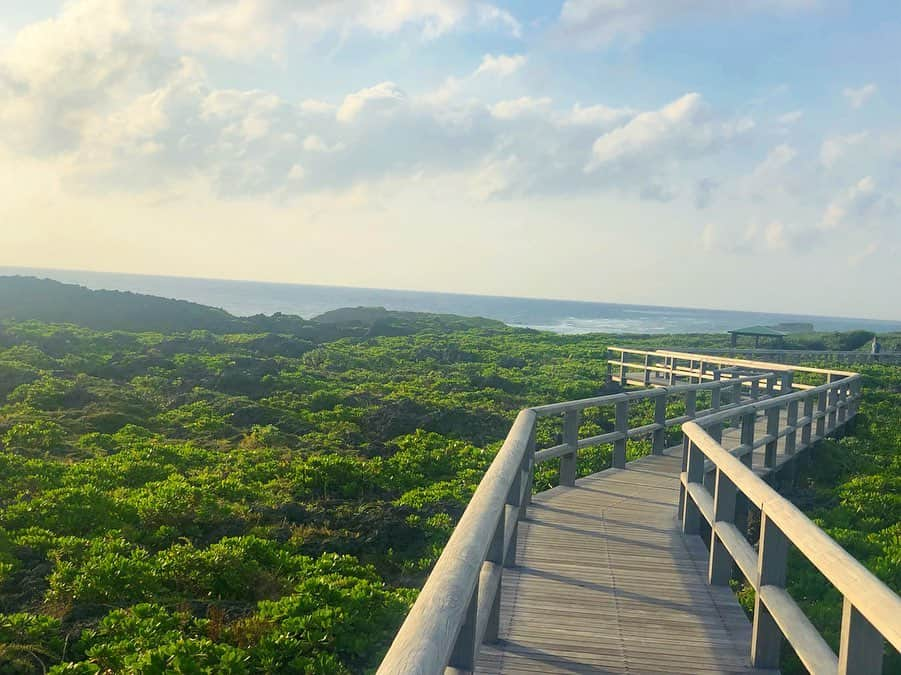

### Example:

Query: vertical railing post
xmin=619 ymin=351 xmax=626 ymax=386
xmin=606 ymin=358 xmax=612 ymax=384
xmin=652 ymin=391 xmax=667 ymax=455
xmin=709 ymin=468 xmax=737 ymax=585
xmin=837 ymin=381 xmax=848 ymax=429
xmin=560 ymin=409 xmax=579 ymax=487
xmin=668 ymin=357 xmax=676 ymax=385
xmin=780 ymin=370 xmax=793 ymax=394
xmin=838 ymin=597 xmax=884 ymax=674
xmin=678 ymin=433 xmax=689 ymax=516
xmin=827 ymin=374 xmax=839 ymax=432
xmin=698 ymin=360 xmax=706 ymax=384
xmin=816 ymin=388 xmax=827 ymax=440
xmin=710 ymin=381 xmax=723 ymax=443
xmin=684 ymin=389 xmax=697 ymax=420
xmin=801 ymin=394 xmax=813 ymax=449
xmin=520 ymin=426 xmax=535 ymax=516
xmin=505 ymin=457 xmax=522 ymax=568
xmin=681 ymin=438 xmax=704 ymax=534
xmin=731 ymin=379 xmax=743 ymax=428
xmin=735 ymin=411 xmax=756 ymax=535
xmin=785 ymin=399 xmax=798 ymax=456
xmin=751 ymin=511 xmax=788 ymax=668
xmin=484 ymin=511 xmax=505 ymax=642
xmin=765 ymin=373 xmax=776 ymax=398
xmin=449 ymin=581 xmax=479 ymax=670
xmin=613 ymin=399 xmax=628 ymax=469
xmin=643 ymin=353 xmax=650 ymax=386
xmin=765 ymin=406 xmax=779 ymax=469
xmin=751 ymin=377 xmax=760 ymax=401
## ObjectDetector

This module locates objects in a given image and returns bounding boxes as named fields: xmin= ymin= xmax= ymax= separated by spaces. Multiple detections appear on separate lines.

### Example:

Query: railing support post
xmin=449 ymin=581 xmax=479 ymax=670
xmin=827 ymin=374 xmax=839 ymax=432
xmin=484 ymin=512 xmax=505 ymax=642
xmin=837 ymin=382 xmax=848 ymax=430
xmin=751 ymin=511 xmax=788 ymax=669
xmin=520 ymin=428 xmax=535 ymax=517
xmin=681 ymin=439 xmax=704 ymax=535
xmin=619 ymin=351 xmax=626 ymax=386
xmin=505 ymin=454 xmax=523 ymax=568
xmin=710 ymin=381 xmax=723 ymax=443
xmin=652 ymin=391 xmax=667 ymax=455
xmin=838 ymin=597 xmax=884 ymax=674
xmin=613 ymin=399 xmax=628 ymax=469
xmin=801 ymin=394 xmax=814 ymax=449
xmin=734 ymin=411 xmax=756 ymax=536
xmin=816 ymin=388 xmax=827 ymax=440
xmin=643 ymin=353 xmax=650 ymax=386
xmin=708 ymin=469 xmax=737 ymax=585
xmin=785 ymin=399 xmax=798 ymax=456
xmin=560 ymin=410 xmax=579 ymax=486
xmin=765 ymin=407 xmax=779 ymax=468
xmin=684 ymin=389 xmax=697 ymax=419
xmin=780 ymin=370 xmax=793 ymax=394
xmin=765 ymin=373 xmax=776 ymax=398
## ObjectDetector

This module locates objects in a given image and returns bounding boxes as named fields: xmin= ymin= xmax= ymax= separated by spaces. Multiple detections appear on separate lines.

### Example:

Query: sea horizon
xmin=3 ymin=265 xmax=900 ymax=335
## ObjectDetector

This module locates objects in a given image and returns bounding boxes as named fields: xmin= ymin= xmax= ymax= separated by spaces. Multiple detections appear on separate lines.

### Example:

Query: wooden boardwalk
xmin=476 ymin=409 xmax=795 ymax=674
xmin=378 ymin=351 xmax=898 ymax=675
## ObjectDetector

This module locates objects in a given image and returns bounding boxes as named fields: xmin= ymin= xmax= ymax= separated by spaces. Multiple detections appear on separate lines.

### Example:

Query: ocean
xmin=3 ymin=266 xmax=900 ymax=335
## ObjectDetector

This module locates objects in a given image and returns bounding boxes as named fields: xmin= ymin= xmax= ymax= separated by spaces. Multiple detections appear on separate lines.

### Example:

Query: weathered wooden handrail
xmin=672 ymin=347 xmax=901 ymax=365
xmin=679 ymin=369 xmax=900 ymax=674
xmin=379 ymin=350 xmax=878 ymax=674
xmin=378 ymin=409 xmax=535 ymax=672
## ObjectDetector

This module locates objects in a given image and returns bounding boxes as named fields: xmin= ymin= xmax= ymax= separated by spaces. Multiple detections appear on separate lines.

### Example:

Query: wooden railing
xmin=674 ymin=347 xmax=901 ymax=365
xmin=680 ymin=372 xmax=901 ymax=673
xmin=378 ymin=349 xmax=890 ymax=674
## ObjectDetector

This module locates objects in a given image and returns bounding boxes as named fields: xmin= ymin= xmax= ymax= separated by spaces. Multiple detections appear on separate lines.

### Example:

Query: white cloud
xmin=820 ymin=132 xmax=867 ymax=168
xmin=474 ymin=53 xmax=526 ymax=78
xmin=563 ymin=103 xmax=635 ymax=127
xmin=703 ymin=219 xmax=802 ymax=254
xmin=820 ymin=176 xmax=893 ymax=230
xmin=176 ymin=0 xmax=522 ymax=59
xmin=755 ymin=143 xmax=797 ymax=174
xmin=337 ymin=82 xmax=407 ymax=122
xmin=177 ymin=0 xmax=285 ymax=61
xmin=842 ymin=83 xmax=877 ymax=109
xmin=586 ymin=93 xmax=753 ymax=171
xmin=0 ymin=0 xmax=163 ymax=153
xmin=490 ymin=96 xmax=552 ymax=120
xmin=556 ymin=0 xmax=819 ymax=49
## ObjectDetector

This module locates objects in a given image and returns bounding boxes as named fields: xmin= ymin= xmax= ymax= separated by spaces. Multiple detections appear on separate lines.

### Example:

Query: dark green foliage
xmin=0 ymin=295 xmax=896 ymax=672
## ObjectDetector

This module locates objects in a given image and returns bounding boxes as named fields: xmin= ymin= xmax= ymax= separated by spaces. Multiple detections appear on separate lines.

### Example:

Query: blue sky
xmin=0 ymin=0 xmax=898 ymax=319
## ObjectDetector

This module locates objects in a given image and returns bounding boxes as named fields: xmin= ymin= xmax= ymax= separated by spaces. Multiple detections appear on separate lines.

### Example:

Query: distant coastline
xmin=3 ymin=266 xmax=900 ymax=335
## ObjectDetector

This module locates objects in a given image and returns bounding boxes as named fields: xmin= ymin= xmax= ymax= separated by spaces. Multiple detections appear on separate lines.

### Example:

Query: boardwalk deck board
xmin=475 ymin=445 xmax=766 ymax=674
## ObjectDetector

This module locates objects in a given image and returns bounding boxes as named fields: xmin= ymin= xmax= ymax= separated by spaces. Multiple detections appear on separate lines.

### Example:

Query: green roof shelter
xmin=728 ymin=325 xmax=787 ymax=348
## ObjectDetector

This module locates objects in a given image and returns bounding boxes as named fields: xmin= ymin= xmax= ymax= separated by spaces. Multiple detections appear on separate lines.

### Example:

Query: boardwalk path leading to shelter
xmin=477 ymin=449 xmax=760 ymax=674
xmin=477 ymin=407 xmax=798 ymax=674
xmin=378 ymin=349 xmax=900 ymax=675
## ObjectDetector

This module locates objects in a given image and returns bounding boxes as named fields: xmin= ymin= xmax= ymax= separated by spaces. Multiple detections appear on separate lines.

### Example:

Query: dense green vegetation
xmin=0 ymin=280 xmax=897 ymax=673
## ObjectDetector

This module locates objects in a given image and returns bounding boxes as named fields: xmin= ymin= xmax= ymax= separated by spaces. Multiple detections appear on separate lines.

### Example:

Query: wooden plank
xmin=478 ymin=446 xmax=758 ymax=674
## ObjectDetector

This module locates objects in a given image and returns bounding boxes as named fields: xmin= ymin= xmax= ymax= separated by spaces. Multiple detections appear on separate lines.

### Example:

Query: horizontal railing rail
xmin=378 ymin=349 xmax=881 ymax=675
xmin=670 ymin=347 xmax=901 ymax=365
xmin=679 ymin=369 xmax=901 ymax=674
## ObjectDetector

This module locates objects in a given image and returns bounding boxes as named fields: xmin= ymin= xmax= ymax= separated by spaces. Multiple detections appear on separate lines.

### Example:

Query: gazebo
xmin=728 ymin=325 xmax=787 ymax=348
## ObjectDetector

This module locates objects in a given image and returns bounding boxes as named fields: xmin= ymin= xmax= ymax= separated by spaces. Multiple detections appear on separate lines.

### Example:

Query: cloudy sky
xmin=1 ymin=1 xmax=898 ymax=319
